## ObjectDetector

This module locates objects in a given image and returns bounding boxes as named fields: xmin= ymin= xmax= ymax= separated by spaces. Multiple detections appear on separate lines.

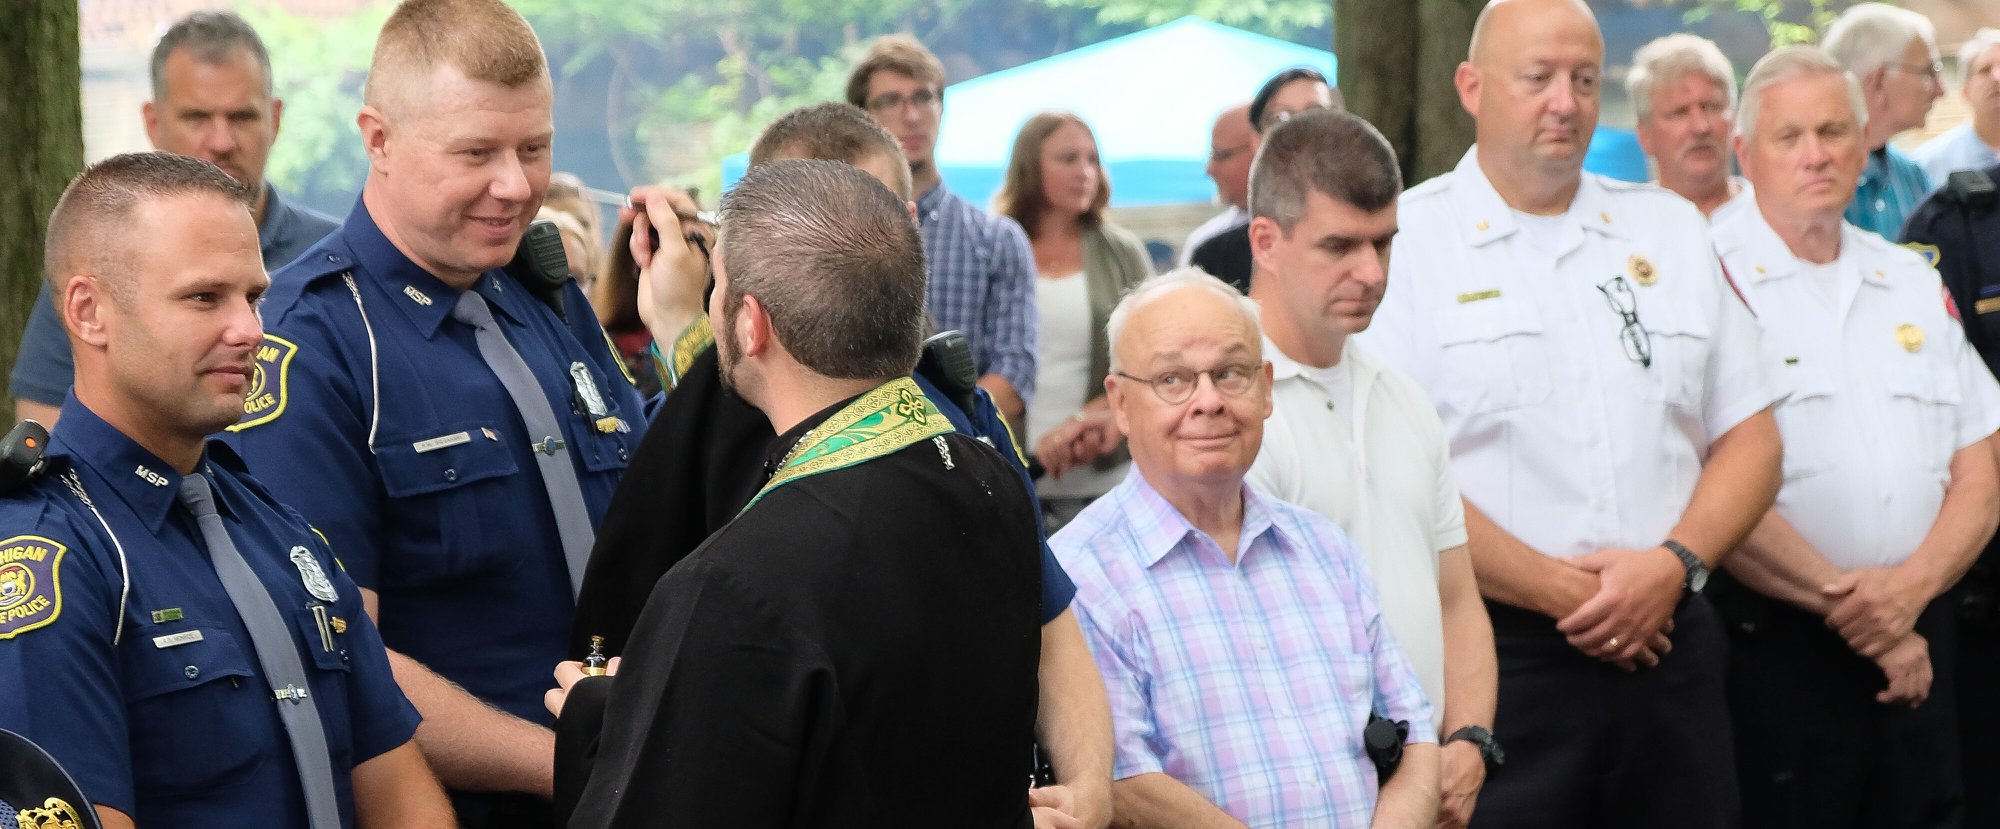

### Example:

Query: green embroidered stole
xmin=744 ymin=376 xmax=955 ymax=512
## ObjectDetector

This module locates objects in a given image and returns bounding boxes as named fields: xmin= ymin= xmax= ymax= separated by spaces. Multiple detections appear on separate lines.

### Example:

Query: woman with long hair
xmin=996 ymin=111 xmax=1152 ymax=530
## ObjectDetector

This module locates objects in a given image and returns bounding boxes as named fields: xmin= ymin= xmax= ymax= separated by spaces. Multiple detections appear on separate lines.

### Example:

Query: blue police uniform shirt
xmin=0 ymin=397 xmax=418 ymax=828
xmin=8 ymin=183 xmax=338 ymax=408
xmin=225 ymin=197 xmax=644 ymax=725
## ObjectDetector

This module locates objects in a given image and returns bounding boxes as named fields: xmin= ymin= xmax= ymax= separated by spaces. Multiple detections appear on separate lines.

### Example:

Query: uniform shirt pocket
xmin=121 ymin=626 xmax=264 ymax=794
xmin=1638 ymin=297 xmax=1713 ymax=410
xmin=1883 ymin=364 xmax=1963 ymax=475
xmin=1770 ymin=364 xmax=1840 ymax=480
xmin=1431 ymin=300 xmax=1553 ymax=415
xmin=374 ymin=420 xmax=521 ymax=584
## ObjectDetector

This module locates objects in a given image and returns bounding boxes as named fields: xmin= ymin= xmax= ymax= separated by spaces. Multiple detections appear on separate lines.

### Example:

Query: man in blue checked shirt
xmin=1822 ymin=3 xmax=1943 ymax=239
xmin=1050 ymin=268 xmax=1437 ymax=828
xmin=847 ymin=35 xmax=1039 ymax=425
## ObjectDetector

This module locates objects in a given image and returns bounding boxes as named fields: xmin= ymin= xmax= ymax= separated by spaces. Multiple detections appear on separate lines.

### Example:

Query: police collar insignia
xmin=230 ymin=334 xmax=300 ymax=432
xmin=403 ymin=284 xmax=434 ymax=306
xmin=570 ymin=362 xmax=608 ymax=419
xmin=0 ymin=535 xmax=66 ymax=639
xmin=290 ymin=545 xmax=339 ymax=603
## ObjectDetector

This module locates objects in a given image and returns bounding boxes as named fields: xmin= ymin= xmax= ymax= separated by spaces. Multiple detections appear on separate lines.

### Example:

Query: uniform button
xmin=618 ymin=447 xmax=629 ymax=460
xmin=184 ymin=665 xmax=200 ymax=680
xmin=444 ymin=468 xmax=458 ymax=482
xmin=326 ymin=253 xmax=338 ymax=263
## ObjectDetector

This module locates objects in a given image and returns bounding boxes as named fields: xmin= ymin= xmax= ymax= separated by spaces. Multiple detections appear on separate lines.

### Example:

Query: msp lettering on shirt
xmin=230 ymin=334 xmax=300 ymax=431
xmin=0 ymin=535 xmax=66 ymax=639
xmin=133 ymin=465 xmax=169 ymax=487
xmin=403 ymin=285 xmax=434 ymax=306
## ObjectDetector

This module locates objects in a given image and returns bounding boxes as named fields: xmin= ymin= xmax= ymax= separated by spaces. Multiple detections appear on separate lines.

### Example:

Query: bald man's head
xmin=1468 ymin=0 xmax=1598 ymax=64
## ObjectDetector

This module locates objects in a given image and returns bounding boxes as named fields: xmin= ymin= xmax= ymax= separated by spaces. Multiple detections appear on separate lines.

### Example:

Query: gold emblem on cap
xmin=1897 ymin=323 xmax=1924 ymax=353
xmin=1628 ymin=254 xmax=1657 ymax=286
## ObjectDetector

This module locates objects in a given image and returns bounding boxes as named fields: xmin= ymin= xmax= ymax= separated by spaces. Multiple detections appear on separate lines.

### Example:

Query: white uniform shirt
xmin=1248 ymin=337 xmax=1465 ymax=727
xmin=1714 ymin=209 xmax=2000 ymax=570
xmin=1357 ymin=148 xmax=1776 ymax=560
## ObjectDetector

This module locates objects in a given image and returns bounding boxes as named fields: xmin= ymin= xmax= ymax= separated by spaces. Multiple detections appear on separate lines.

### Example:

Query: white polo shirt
xmin=1357 ymin=148 xmax=1776 ymax=561
xmin=1247 ymin=337 xmax=1464 ymax=727
xmin=1715 ymin=208 xmax=2000 ymax=570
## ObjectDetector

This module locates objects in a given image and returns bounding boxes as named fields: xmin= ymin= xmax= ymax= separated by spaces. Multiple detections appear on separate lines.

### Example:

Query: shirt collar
xmin=1448 ymin=146 xmax=1630 ymax=250
xmin=1726 ymin=208 xmax=1892 ymax=292
xmin=46 ymin=396 xmax=238 ymax=532
xmin=761 ymin=392 xmax=861 ymax=481
xmin=340 ymin=197 xmax=470 ymax=338
xmin=1122 ymin=468 xmax=1279 ymax=569
xmin=256 ymin=182 xmax=299 ymax=264
xmin=916 ymin=180 xmax=953 ymax=222
xmin=1859 ymin=146 xmax=1891 ymax=187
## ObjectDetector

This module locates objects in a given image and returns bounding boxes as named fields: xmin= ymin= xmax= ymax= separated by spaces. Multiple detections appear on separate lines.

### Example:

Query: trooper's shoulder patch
xmin=1903 ymin=242 xmax=1941 ymax=269
xmin=0 ymin=534 xmax=67 ymax=639
xmin=230 ymin=334 xmax=300 ymax=431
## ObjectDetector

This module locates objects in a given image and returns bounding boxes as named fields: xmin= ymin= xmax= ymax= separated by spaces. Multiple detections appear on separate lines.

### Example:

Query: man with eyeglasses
xmin=1050 ymin=268 xmax=1437 ymax=829
xmin=1178 ymin=104 xmax=1257 ymax=268
xmin=1710 ymin=45 xmax=2000 ymax=827
xmin=1357 ymin=1 xmax=1781 ymax=826
xmin=845 ymin=35 xmax=1037 ymax=427
xmin=1822 ymin=2 xmax=1943 ymax=239
xmin=1913 ymin=28 xmax=2000 ymax=182
xmin=1189 ymin=69 xmax=1340 ymax=293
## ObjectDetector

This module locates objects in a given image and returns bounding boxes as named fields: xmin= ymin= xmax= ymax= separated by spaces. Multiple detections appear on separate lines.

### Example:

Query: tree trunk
xmin=1335 ymin=0 xmax=1480 ymax=186
xmin=0 ymin=0 xmax=82 ymax=427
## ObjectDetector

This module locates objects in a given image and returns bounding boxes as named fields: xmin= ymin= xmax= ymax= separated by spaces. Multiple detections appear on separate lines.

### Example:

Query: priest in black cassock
xmin=548 ymin=159 xmax=1044 ymax=828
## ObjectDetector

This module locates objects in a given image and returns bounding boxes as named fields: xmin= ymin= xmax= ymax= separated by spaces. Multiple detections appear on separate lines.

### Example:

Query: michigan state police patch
xmin=0 ymin=535 xmax=66 ymax=639
xmin=232 ymin=334 xmax=298 ymax=431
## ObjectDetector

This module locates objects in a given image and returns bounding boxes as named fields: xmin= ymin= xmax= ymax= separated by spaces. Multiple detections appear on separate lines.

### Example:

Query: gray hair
xmin=1737 ymin=45 xmax=1869 ymax=141
xmin=151 ymin=11 xmax=273 ymax=101
xmin=1959 ymin=28 xmax=2000 ymax=82
xmin=1821 ymin=2 xmax=1937 ymax=78
xmin=1105 ymin=268 xmax=1262 ymax=373
xmin=1627 ymin=34 xmax=1737 ymax=120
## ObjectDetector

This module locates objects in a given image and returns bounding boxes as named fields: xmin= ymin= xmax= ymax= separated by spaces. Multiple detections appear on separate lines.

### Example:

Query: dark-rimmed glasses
xmin=1114 ymin=363 xmax=1263 ymax=404
xmin=1596 ymin=275 xmax=1652 ymax=369
xmin=864 ymin=89 xmax=939 ymax=115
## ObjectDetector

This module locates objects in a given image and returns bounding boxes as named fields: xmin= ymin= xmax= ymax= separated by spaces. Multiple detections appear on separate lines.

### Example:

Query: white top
xmin=1357 ymin=148 xmax=1776 ymax=560
xmin=1708 ymin=176 xmax=1755 ymax=226
xmin=1179 ymin=205 xmax=1249 ymax=267
xmin=1248 ymin=337 xmax=1466 ymax=728
xmin=1714 ymin=208 xmax=2000 ymax=569
xmin=1028 ymin=269 xmax=1128 ymax=499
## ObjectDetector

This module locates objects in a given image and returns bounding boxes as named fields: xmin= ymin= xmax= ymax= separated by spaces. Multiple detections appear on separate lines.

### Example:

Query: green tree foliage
xmin=1043 ymin=0 xmax=1329 ymax=37
xmin=1663 ymin=0 xmax=1855 ymax=47
xmin=241 ymin=4 xmax=393 ymax=208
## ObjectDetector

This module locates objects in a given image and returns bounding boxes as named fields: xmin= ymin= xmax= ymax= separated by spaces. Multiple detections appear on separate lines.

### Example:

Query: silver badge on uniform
xmin=570 ymin=362 xmax=608 ymax=419
xmin=290 ymin=546 xmax=339 ymax=603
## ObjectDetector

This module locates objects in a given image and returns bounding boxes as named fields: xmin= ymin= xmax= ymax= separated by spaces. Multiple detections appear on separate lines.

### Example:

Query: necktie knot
xmin=452 ymin=288 xmax=495 ymax=329
xmin=177 ymin=474 xmax=217 ymax=518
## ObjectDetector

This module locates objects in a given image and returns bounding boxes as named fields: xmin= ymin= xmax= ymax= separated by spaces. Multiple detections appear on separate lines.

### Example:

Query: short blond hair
xmin=364 ymin=0 xmax=548 ymax=116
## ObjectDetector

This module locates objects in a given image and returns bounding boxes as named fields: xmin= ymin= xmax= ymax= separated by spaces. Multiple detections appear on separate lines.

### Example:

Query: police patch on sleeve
xmin=1903 ymin=242 xmax=1941 ymax=269
xmin=229 ymin=334 xmax=299 ymax=432
xmin=0 ymin=535 xmax=67 ymax=639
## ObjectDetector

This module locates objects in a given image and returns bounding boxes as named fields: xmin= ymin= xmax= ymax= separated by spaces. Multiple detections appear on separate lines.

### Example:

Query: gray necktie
xmin=451 ymin=287 xmax=595 ymax=596
xmin=178 ymin=473 xmax=341 ymax=829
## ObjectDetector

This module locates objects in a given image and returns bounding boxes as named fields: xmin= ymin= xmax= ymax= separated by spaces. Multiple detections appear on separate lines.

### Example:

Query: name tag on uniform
xmin=413 ymin=431 xmax=472 ymax=453
xmin=1975 ymin=297 xmax=2000 ymax=316
xmin=1456 ymin=289 xmax=1501 ymax=304
xmin=152 ymin=630 xmax=204 ymax=649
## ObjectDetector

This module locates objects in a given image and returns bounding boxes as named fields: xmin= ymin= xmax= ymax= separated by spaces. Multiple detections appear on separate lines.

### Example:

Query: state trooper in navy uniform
xmin=219 ymin=1 xmax=643 ymax=825
xmin=0 ymin=152 xmax=452 ymax=829
xmin=1903 ymin=161 xmax=2000 ymax=829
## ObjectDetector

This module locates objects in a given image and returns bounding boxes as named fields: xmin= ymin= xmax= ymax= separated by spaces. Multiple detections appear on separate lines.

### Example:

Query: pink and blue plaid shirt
xmin=1051 ymin=470 xmax=1434 ymax=828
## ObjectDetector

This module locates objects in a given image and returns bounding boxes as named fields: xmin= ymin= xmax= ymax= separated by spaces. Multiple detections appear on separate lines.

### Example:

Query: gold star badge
xmin=1628 ymin=254 xmax=1658 ymax=286
xmin=1896 ymin=323 xmax=1924 ymax=353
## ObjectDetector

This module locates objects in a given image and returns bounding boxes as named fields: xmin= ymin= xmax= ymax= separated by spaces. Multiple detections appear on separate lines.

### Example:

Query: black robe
xmin=556 ymin=402 xmax=1043 ymax=828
